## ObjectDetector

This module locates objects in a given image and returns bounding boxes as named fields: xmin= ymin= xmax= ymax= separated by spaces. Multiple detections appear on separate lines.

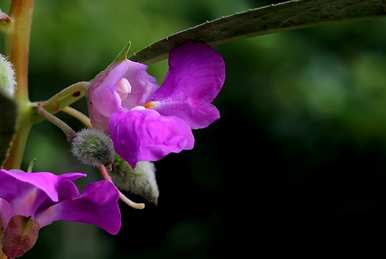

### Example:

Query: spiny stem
xmin=98 ymin=165 xmax=145 ymax=210
xmin=36 ymin=104 xmax=76 ymax=141
xmin=62 ymin=107 xmax=92 ymax=128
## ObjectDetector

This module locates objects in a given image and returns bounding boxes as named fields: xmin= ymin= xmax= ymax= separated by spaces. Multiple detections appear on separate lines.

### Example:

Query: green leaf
xmin=111 ymin=156 xmax=159 ymax=205
xmin=112 ymin=41 xmax=132 ymax=63
xmin=131 ymin=0 xmax=386 ymax=64
xmin=0 ymin=89 xmax=17 ymax=165
xmin=41 ymin=81 xmax=89 ymax=115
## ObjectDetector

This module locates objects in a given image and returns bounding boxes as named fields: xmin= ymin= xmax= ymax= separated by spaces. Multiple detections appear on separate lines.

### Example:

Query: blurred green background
xmin=2 ymin=0 xmax=386 ymax=257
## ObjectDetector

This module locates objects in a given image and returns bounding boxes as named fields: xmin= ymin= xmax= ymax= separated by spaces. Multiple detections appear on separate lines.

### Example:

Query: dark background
xmin=2 ymin=0 xmax=386 ymax=257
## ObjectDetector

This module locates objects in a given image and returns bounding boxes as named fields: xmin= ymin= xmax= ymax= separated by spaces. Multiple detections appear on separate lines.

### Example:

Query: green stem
xmin=2 ymin=0 xmax=35 ymax=169
xmin=36 ymin=105 xmax=76 ymax=141
xmin=29 ymin=81 xmax=89 ymax=125
xmin=2 ymin=109 xmax=32 ymax=169
xmin=41 ymin=81 xmax=89 ymax=115
xmin=6 ymin=0 xmax=34 ymax=103
xmin=26 ymin=158 xmax=36 ymax=172
xmin=62 ymin=106 xmax=92 ymax=128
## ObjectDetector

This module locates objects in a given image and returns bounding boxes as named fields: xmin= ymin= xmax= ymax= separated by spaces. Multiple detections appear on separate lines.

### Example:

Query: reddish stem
xmin=98 ymin=165 xmax=145 ymax=210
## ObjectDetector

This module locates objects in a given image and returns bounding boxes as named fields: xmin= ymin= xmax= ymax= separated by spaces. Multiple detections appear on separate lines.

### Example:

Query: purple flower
xmin=0 ymin=169 xmax=121 ymax=257
xmin=88 ymin=42 xmax=225 ymax=166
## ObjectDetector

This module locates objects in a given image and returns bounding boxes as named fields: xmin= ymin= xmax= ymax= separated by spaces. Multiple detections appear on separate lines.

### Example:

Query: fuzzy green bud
xmin=0 ymin=54 xmax=15 ymax=97
xmin=112 ymin=156 xmax=159 ymax=205
xmin=71 ymin=129 xmax=115 ymax=167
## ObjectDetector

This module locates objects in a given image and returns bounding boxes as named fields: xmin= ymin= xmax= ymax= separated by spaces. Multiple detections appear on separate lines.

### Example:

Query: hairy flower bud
xmin=2 ymin=216 xmax=40 ymax=258
xmin=71 ymin=129 xmax=115 ymax=167
xmin=112 ymin=156 xmax=159 ymax=205
xmin=0 ymin=54 xmax=15 ymax=97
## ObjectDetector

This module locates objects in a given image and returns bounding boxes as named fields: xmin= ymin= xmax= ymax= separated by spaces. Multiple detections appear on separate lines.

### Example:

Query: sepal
xmin=2 ymin=216 xmax=39 ymax=259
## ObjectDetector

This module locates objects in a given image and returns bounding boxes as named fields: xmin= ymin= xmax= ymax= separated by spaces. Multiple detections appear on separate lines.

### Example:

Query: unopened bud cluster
xmin=71 ymin=129 xmax=115 ymax=167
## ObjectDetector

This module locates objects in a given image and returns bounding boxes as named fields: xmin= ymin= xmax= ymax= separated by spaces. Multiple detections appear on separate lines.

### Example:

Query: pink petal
xmin=88 ymin=60 xmax=158 ymax=131
xmin=152 ymin=42 xmax=225 ymax=129
xmin=36 ymin=180 xmax=121 ymax=235
xmin=109 ymin=109 xmax=194 ymax=167
xmin=122 ymin=61 xmax=158 ymax=108
xmin=88 ymin=61 xmax=130 ymax=131
xmin=0 ymin=169 xmax=85 ymax=217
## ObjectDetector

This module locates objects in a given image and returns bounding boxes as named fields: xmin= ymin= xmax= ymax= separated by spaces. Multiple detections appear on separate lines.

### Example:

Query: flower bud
xmin=0 ymin=54 xmax=15 ymax=97
xmin=71 ymin=129 xmax=115 ymax=167
xmin=112 ymin=156 xmax=159 ymax=205
xmin=2 ymin=216 xmax=40 ymax=258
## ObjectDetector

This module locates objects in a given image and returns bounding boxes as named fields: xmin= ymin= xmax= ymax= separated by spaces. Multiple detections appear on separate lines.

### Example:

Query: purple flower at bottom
xmin=88 ymin=42 xmax=225 ymax=166
xmin=0 ymin=169 xmax=121 ymax=257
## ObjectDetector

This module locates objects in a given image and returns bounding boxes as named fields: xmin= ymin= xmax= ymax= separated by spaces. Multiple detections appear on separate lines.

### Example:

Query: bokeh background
xmin=2 ymin=0 xmax=386 ymax=257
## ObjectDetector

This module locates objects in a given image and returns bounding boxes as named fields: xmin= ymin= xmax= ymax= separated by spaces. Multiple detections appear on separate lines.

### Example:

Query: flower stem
xmin=37 ymin=105 xmax=145 ymax=209
xmin=62 ymin=107 xmax=92 ymax=128
xmin=30 ymin=81 xmax=89 ymax=125
xmin=2 ymin=0 xmax=35 ymax=169
xmin=38 ymin=104 xmax=145 ymax=209
xmin=36 ymin=104 xmax=76 ymax=141
xmin=2 ymin=121 xmax=31 ymax=169
xmin=41 ymin=81 xmax=89 ymax=115
xmin=98 ymin=165 xmax=145 ymax=210
xmin=6 ymin=0 xmax=34 ymax=103
xmin=61 ymin=107 xmax=146 ymax=209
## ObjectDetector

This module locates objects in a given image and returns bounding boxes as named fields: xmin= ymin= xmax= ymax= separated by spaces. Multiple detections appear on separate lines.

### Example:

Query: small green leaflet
xmin=0 ymin=90 xmax=17 ymax=165
xmin=130 ymin=0 xmax=386 ymax=64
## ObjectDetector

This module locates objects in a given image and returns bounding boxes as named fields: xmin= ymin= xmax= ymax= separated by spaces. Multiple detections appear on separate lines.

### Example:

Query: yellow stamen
xmin=144 ymin=101 xmax=154 ymax=109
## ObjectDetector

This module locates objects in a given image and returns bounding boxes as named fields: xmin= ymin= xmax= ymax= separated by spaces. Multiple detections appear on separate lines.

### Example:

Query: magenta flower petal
xmin=151 ymin=42 xmax=225 ymax=129
xmin=1 ymin=169 xmax=85 ymax=201
xmin=109 ymin=109 xmax=194 ymax=166
xmin=88 ymin=61 xmax=130 ymax=131
xmin=0 ymin=170 xmax=121 ymax=236
xmin=88 ymin=60 xmax=158 ymax=131
xmin=0 ymin=169 xmax=85 ymax=217
xmin=36 ymin=180 xmax=121 ymax=235
xmin=122 ymin=61 xmax=158 ymax=109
